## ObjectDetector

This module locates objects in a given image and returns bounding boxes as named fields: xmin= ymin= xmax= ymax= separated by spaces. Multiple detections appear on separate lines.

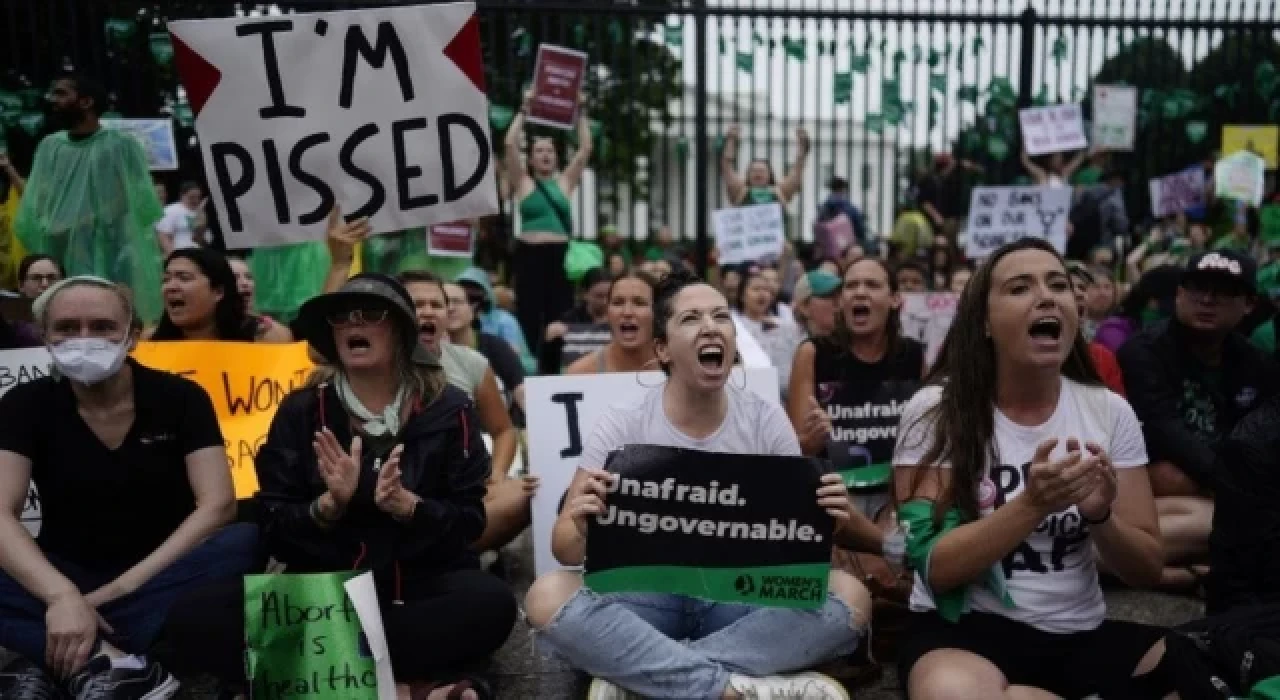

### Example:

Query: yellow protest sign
xmin=1223 ymin=125 xmax=1279 ymax=169
xmin=132 ymin=341 xmax=314 ymax=498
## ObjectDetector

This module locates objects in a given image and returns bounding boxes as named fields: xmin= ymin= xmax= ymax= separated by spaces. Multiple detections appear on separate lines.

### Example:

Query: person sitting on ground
xmin=455 ymin=266 xmax=535 ymax=374
xmin=443 ymin=282 xmax=527 ymax=415
xmin=0 ymin=276 xmax=256 ymax=699
xmin=1068 ymin=264 xmax=1125 ymax=395
xmin=541 ymin=267 xmax=612 ymax=374
xmin=1118 ymin=250 xmax=1280 ymax=590
xmin=226 ymin=256 xmax=260 ymax=317
xmin=790 ymin=269 xmax=842 ymax=338
xmin=565 ymin=270 xmax=656 ymax=375
xmin=895 ymin=238 xmax=1170 ymax=700
xmin=160 ymin=274 xmax=517 ymax=700
xmin=926 ymin=236 xmax=958 ymax=292
xmin=1094 ymin=264 xmax=1181 ymax=354
xmin=895 ymin=260 xmax=928 ymax=294
xmin=731 ymin=263 xmax=805 ymax=396
xmin=147 ymin=248 xmax=292 ymax=343
xmin=523 ymin=269 xmax=873 ymax=699
xmin=16 ymin=254 xmax=63 ymax=300
xmin=948 ymin=265 xmax=973 ymax=293
xmin=1083 ymin=264 xmax=1118 ymax=338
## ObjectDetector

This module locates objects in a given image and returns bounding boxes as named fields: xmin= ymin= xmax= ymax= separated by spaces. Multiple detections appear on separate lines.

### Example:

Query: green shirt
xmin=519 ymin=178 xmax=572 ymax=237
xmin=1071 ymin=164 xmax=1103 ymax=186
xmin=1251 ymin=319 xmax=1277 ymax=356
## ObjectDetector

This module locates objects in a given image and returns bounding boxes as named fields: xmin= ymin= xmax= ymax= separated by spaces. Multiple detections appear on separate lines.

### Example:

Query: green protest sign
xmin=244 ymin=572 xmax=383 ymax=700
xmin=818 ymin=379 xmax=919 ymax=489
xmin=584 ymin=445 xmax=833 ymax=610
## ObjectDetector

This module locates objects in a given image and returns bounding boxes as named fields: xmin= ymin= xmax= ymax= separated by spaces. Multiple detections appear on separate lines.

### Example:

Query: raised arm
xmin=322 ymin=206 xmax=371 ymax=294
xmin=1021 ymin=149 xmax=1048 ymax=184
xmin=776 ymin=127 xmax=811 ymax=204
xmin=559 ymin=97 xmax=593 ymax=196
xmin=503 ymin=93 xmax=532 ymax=198
xmin=1061 ymin=148 xmax=1090 ymax=181
xmin=721 ymin=124 xmax=747 ymax=205
xmin=0 ymin=153 xmax=26 ymax=195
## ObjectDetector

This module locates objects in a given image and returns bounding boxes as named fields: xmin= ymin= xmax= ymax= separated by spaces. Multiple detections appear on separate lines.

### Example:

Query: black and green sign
xmin=560 ymin=322 xmax=611 ymax=368
xmin=818 ymin=379 xmax=919 ymax=489
xmin=584 ymin=445 xmax=833 ymax=610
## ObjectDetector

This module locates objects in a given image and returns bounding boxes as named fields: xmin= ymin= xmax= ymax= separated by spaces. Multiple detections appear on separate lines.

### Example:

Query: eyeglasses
xmin=26 ymin=274 xmax=58 ymax=284
xmin=326 ymin=309 xmax=390 ymax=326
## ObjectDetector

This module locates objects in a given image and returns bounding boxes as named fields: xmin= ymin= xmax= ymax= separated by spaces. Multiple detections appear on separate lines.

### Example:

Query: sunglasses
xmin=326 ymin=308 xmax=391 ymax=327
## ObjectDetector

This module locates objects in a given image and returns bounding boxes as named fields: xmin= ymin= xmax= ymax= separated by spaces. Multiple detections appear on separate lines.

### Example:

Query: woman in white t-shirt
xmin=893 ymin=238 xmax=1173 ymax=699
xmin=524 ymin=269 xmax=878 ymax=700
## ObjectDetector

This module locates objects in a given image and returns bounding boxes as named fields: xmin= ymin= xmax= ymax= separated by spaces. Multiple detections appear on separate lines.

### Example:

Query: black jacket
xmin=1117 ymin=319 xmax=1280 ymax=489
xmin=255 ymin=382 xmax=489 ymax=592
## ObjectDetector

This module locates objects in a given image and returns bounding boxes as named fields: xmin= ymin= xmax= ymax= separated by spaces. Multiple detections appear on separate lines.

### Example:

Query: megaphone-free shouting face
xmin=652 ymin=270 xmax=737 ymax=393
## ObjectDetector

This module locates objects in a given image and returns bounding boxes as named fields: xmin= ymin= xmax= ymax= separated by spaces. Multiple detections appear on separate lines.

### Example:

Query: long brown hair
xmin=816 ymin=257 xmax=902 ymax=360
xmin=897 ymin=237 xmax=1101 ymax=522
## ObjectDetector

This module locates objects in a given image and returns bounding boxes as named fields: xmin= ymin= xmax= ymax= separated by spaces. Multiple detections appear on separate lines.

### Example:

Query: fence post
xmin=1017 ymin=4 xmax=1037 ymax=109
xmin=692 ymin=0 xmax=711 ymax=277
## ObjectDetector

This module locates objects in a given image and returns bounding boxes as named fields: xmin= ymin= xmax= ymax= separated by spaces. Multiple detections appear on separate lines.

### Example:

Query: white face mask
xmin=50 ymin=338 xmax=129 ymax=385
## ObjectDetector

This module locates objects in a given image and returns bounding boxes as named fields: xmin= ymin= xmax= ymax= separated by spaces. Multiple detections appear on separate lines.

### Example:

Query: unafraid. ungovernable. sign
xmin=168 ymin=3 xmax=497 ymax=249
xmin=585 ymin=445 xmax=833 ymax=609
xmin=818 ymin=379 xmax=920 ymax=489
xmin=964 ymin=185 xmax=1072 ymax=259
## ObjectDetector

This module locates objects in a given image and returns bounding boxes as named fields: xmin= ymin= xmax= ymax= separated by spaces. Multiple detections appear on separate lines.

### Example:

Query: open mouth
xmin=618 ymin=321 xmax=640 ymax=339
xmin=346 ymin=333 xmax=372 ymax=353
xmin=418 ymin=320 xmax=438 ymax=341
xmin=1028 ymin=317 xmax=1063 ymax=342
xmin=165 ymin=297 xmax=187 ymax=313
xmin=850 ymin=304 xmax=872 ymax=322
xmin=696 ymin=342 xmax=726 ymax=371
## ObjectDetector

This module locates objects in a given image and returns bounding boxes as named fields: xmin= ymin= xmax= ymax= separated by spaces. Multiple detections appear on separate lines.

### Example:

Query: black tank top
xmin=810 ymin=336 xmax=925 ymax=387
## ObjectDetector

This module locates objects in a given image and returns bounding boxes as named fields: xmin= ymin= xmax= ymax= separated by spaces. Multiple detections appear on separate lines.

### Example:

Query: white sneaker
xmin=586 ymin=677 xmax=644 ymax=700
xmin=728 ymin=671 xmax=850 ymax=700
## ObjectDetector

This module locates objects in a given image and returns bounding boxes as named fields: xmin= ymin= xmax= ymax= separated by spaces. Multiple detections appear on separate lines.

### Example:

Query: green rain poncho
xmin=361 ymin=227 xmax=472 ymax=281
xmin=14 ymin=128 xmax=164 ymax=322
xmin=248 ymin=241 xmax=329 ymax=324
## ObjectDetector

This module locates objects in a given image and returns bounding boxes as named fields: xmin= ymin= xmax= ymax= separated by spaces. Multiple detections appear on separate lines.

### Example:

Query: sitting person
xmin=895 ymin=239 xmax=1170 ymax=699
xmin=443 ymin=281 xmax=526 ymax=415
xmin=1067 ymin=263 xmax=1125 ymax=396
xmin=159 ymin=274 xmax=516 ymax=699
xmin=16 ymin=254 xmax=63 ymax=300
xmin=565 ymin=270 xmax=656 ymax=374
xmin=147 ymin=248 xmax=292 ymax=343
xmin=524 ymin=269 xmax=872 ymax=699
xmin=1118 ymin=251 xmax=1280 ymax=589
xmin=540 ymin=267 xmax=612 ymax=374
xmin=0 ymin=276 xmax=256 ymax=698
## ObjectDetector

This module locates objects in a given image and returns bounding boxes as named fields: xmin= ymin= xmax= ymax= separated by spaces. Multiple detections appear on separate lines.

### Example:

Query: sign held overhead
xmin=168 ymin=3 xmax=498 ymax=249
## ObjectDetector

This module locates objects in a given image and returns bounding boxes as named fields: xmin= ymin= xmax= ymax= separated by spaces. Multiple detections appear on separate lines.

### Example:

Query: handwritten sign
xmin=426 ymin=222 xmax=473 ymax=258
xmin=525 ymin=368 xmax=779 ymax=575
xmin=526 ymin=44 xmax=588 ymax=130
xmin=1019 ymin=104 xmax=1087 ymax=156
xmin=168 ymin=4 xmax=497 ymax=249
xmin=1223 ymin=125 xmax=1279 ymax=169
xmin=899 ymin=292 xmax=958 ymax=369
xmin=1149 ymin=167 xmax=1207 ymax=218
xmin=102 ymin=118 xmax=179 ymax=171
xmin=1215 ymin=150 xmax=1267 ymax=207
xmin=712 ymin=203 xmax=785 ymax=265
xmin=964 ymin=186 xmax=1072 ymax=259
xmin=245 ymin=571 xmax=394 ymax=700
xmin=1091 ymin=85 xmax=1137 ymax=151
xmin=0 ymin=347 xmax=54 ymax=537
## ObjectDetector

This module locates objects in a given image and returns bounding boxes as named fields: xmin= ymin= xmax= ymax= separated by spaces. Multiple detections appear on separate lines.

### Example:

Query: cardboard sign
xmin=1223 ymin=125 xmax=1279 ymax=169
xmin=102 ymin=118 xmax=180 ymax=171
xmin=0 ymin=347 xmax=54 ymax=537
xmin=1215 ymin=150 xmax=1267 ymax=206
xmin=899 ymin=292 xmax=958 ymax=368
xmin=168 ymin=4 xmax=497 ymax=249
xmin=525 ymin=367 xmax=779 ymax=575
xmin=712 ymin=203 xmax=785 ymax=265
xmin=584 ymin=445 xmax=833 ymax=609
xmin=426 ymin=222 xmax=473 ymax=258
xmin=1019 ymin=104 xmax=1087 ymax=156
xmin=818 ymin=379 xmax=919 ymax=489
xmin=526 ymin=44 xmax=588 ymax=130
xmin=1091 ymin=85 xmax=1137 ymax=151
xmin=244 ymin=571 xmax=394 ymax=700
xmin=964 ymin=186 xmax=1072 ymax=259
xmin=1149 ymin=167 xmax=1207 ymax=218
xmin=559 ymin=322 xmax=610 ymax=368
xmin=813 ymin=212 xmax=856 ymax=261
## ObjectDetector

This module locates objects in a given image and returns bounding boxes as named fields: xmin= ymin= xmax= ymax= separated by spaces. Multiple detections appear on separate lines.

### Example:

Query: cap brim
xmin=296 ymin=290 xmax=439 ymax=367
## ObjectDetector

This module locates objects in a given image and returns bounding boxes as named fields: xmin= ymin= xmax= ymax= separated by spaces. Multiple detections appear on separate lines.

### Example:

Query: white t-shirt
xmin=892 ymin=379 xmax=1147 ymax=633
xmin=156 ymin=202 xmax=200 ymax=250
xmin=580 ymin=384 xmax=801 ymax=467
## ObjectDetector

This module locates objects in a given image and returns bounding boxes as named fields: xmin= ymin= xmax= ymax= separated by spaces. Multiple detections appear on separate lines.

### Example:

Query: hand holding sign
xmin=315 ymin=429 xmax=362 ymax=514
xmin=799 ymin=395 xmax=833 ymax=454
xmin=326 ymin=205 xmax=372 ymax=263
xmin=1025 ymin=438 xmax=1102 ymax=517
xmin=816 ymin=472 xmax=856 ymax=527
xmin=569 ymin=467 xmax=615 ymax=538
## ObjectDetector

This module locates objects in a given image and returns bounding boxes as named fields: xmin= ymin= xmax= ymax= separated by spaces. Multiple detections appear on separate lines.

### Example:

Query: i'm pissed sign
xmin=585 ymin=445 xmax=834 ymax=609
xmin=168 ymin=3 xmax=497 ymax=249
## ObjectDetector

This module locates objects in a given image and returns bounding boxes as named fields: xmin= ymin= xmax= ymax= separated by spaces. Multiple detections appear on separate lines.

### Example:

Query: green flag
xmin=245 ymin=572 xmax=382 ymax=699
xmin=850 ymin=54 xmax=871 ymax=74
xmin=957 ymin=85 xmax=980 ymax=103
xmin=1051 ymin=36 xmax=1069 ymax=62
xmin=929 ymin=74 xmax=947 ymax=93
xmin=782 ymin=37 xmax=806 ymax=61
xmin=736 ymin=51 xmax=754 ymax=73
xmin=834 ymin=72 xmax=853 ymax=105
xmin=866 ymin=114 xmax=884 ymax=134
xmin=664 ymin=24 xmax=683 ymax=48
xmin=149 ymin=32 xmax=174 ymax=67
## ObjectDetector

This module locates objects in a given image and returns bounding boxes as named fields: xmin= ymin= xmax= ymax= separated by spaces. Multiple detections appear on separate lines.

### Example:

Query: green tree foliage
xmin=1189 ymin=32 xmax=1280 ymax=136
xmin=1093 ymin=37 xmax=1188 ymax=90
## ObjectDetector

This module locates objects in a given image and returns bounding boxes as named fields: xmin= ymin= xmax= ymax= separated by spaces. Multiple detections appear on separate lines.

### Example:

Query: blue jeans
xmin=0 ymin=523 xmax=259 ymax=665
xmin=536 ymin=588 xmax=863 ymax=699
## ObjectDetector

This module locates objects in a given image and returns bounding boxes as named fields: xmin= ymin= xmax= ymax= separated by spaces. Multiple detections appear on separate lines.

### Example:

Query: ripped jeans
xmin=535 ymin=588 xmax=863 ymax=699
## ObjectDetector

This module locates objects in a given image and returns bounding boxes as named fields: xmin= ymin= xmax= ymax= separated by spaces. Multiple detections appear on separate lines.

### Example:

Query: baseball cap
xmin=806 ymin=270 xmax=842 ymax=298
xmin=1182 ymin=250 xmax=1257 ymax=294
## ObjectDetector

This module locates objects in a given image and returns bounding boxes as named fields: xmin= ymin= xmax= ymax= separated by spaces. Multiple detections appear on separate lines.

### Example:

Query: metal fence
xmin=3 ymin=1 xmax=1280 ymax=271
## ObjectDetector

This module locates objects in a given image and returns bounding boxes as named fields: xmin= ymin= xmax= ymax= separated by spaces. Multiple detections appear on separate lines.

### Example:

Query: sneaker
xmin=585 ymin=677 xmax=644 ymax=700
xmin=67 ymin=655 xmax=180 ymax=700
xmin=0 ymin=657 xmax=61 ymax=700
xmin=728 ymin=671 xmax=851 ymax=699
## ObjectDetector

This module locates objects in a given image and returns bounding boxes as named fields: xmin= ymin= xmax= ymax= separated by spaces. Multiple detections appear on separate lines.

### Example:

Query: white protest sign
xmin=712 ymin=203 xmax=785 ymax=265
xmin=102 ymin=118 xmax=180 ymax=171
xmin=1091 ymin=85 xmax=1137 ymax=151
xmin=1149 ymin=167 xmax=1207 ymax=218
xmin=1019 ymin=104 xmax=1087 ymax=156
xmin=964 ymin=186 xmax=1072 ymax=259
xmin=899 ymin=293 xmax=958 ymax=368
xmin=1215 ymin=151 xmax=1266 ymax=207
xmin=0 ymin=348 xmax=53 ymax=537
xmin=168 ymin=3 xmax=498 ymax=249
xmin=526 ymin=367 xmax=779 ymax=576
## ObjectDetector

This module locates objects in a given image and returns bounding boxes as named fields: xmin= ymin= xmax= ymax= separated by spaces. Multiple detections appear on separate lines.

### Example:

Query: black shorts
xmin=897 ymin=611 xmax=1166 ymax=699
